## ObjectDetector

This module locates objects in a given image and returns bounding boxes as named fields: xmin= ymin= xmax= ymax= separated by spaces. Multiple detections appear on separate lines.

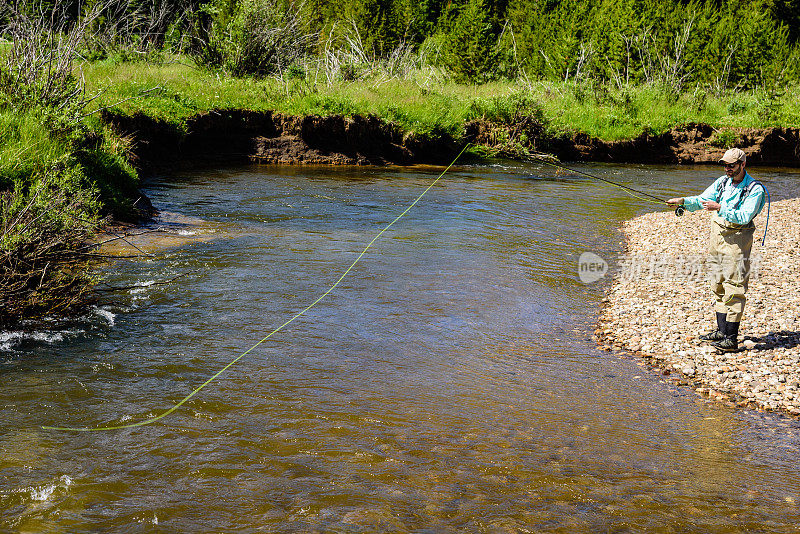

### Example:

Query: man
xmin=666 ymin=148 xmax=767 ymax=352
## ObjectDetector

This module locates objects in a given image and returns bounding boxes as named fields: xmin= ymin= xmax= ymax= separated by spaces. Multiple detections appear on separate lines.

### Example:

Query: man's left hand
xmin=701 ymin=200 xmax=721 ymax=211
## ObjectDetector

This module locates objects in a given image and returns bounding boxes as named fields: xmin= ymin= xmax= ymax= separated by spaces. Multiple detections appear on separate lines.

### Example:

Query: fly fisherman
xmin=666 ymin=148 xmax=766 ymax=352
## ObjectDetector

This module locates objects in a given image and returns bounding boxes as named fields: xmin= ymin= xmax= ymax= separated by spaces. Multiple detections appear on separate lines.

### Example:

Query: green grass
xmin=80 ymin=56 xmax=800 ymax=142
xmin=0 ymin=106 xmax=139 ymax=219
xmin=0 ymin=109 xmax=73 ymax=188
xmin=521 ymin=80 xmax=800 ymax=139
xmin=82 ymin=59 xmax=484 ymax=137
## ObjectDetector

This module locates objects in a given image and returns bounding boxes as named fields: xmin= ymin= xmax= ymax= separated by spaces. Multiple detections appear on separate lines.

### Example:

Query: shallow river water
xmin=2 ymin=161 xmax=800 ymax=532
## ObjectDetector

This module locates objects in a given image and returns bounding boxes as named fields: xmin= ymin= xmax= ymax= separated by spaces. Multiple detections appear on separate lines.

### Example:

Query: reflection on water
xmin=2 ymin=162 xmax=800 ymax=532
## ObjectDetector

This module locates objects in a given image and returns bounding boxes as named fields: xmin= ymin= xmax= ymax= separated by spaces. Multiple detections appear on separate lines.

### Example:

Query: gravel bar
xmin=596 ymin=198 xmax=800 ymax=416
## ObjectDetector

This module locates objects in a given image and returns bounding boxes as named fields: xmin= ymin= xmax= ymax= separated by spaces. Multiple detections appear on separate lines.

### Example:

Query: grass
xmin=0 ymin=105 xmax=141 ymax=326
xmin=79 ymin=56 xmax=800 ymax=142
xmin=0 ymin=109 xmax=73 ymax=188
xmin=81 ymin=59 xmax=491 ymax=137
xmin=529 ymin=81 xmax=800 ymax=139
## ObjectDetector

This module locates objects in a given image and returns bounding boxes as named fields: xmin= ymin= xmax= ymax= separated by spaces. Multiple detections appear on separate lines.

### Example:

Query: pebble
xmin=597 ymin=199 xmax=800 ymax=417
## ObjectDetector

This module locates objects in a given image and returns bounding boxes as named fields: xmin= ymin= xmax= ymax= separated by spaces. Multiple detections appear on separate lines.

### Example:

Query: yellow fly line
xmin=43 ymin=144 xmax=472 ymax=432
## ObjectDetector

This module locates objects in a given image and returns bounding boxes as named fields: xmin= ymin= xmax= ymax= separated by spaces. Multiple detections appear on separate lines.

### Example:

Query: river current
xmin=2 ymin=161 xmax=800 ymax=532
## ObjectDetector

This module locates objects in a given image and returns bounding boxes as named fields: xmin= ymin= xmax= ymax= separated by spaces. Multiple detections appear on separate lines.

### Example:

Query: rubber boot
xmin=699 ymin=312 xmax=727 ymax=342
xmin=713 ymin=320 xmax=740 ymax=352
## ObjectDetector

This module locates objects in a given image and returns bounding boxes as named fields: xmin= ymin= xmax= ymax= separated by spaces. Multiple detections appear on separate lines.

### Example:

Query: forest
xmin=4 ymin=0 xmax=798 ymax=86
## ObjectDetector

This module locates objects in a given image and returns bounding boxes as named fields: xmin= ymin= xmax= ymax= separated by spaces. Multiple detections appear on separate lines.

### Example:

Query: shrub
xmin=195 ymin=0 xmax=316 ymax=78
xmin=709 ymin=128 xmax=737 ymax=148
xmin=0 ymin=106 xmax=143 ymax=326
xmin=0 ymin=177 xmax=100 ymax=326
xmin=0 ymin=2 xmax=92 ymax=113
xmin=466 ymin=92 xmax=550 ymax=155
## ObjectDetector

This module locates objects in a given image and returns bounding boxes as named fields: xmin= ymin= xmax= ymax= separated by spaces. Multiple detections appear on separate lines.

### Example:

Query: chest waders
xmin=702 ymin=177 xmax=768 ymax=352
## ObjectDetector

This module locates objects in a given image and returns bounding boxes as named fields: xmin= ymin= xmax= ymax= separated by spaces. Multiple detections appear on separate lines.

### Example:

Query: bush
xmin=466 ymin=92 xmax=550 ymax=155
xmin=0 ymin=107 xmax=143 ymax=326
xmin=195 ymin=0 xmax=316 ymax=77
xmin=709 ymin=128 xmax=737 ymax=147
xmin=0 ymin=178 xmax=100 ymax=326
xmin=0 ymin=3 xmax=88 ymax=112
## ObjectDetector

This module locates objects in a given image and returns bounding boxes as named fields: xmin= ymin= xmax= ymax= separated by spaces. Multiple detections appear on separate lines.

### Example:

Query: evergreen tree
xmin=507 ymin=0 xmax=596 ymax=80
xmin=347 ymin=0 xmax=404 ymax=57
xmin=767 ymin=0 xmax=800 ymax=41
xmin=730 ymin=0 xmax=794 ymax=87
xmin=440 ymin=0 xmax=500 ymax=83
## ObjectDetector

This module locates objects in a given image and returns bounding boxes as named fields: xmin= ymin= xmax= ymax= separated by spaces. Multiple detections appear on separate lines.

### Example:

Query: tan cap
xmin=719 ymin=148 xmax=746 ymax=164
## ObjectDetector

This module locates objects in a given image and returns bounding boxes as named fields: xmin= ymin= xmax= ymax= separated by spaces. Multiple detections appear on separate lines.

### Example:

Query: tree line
xmin=3 ymin=0 xmax=799 ymax=88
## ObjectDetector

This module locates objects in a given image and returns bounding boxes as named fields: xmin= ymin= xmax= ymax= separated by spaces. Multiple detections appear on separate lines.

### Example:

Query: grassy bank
xmin=83 ymin=57 xmax=800 ymax=142
xmin=0 ymin=104 xmax=144 ymax=326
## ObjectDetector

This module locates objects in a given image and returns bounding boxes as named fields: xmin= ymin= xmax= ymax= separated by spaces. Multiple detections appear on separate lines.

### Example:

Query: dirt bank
xmin=102 ymin=110 xmax=800 ymax=173
xmin=101 ymin=110 xmax=459 ymax=173
xmin=545 ymin=123 xmax=800 ymax=165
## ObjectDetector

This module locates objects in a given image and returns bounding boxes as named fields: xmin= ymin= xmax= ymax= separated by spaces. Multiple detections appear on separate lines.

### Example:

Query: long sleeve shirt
xmin=683 ymin=172 xmax=766 ymax=226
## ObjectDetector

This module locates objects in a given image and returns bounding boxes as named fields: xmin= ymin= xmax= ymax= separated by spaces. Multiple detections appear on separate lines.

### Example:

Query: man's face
xmin=723 ymin=161 xmax=743 ymax=178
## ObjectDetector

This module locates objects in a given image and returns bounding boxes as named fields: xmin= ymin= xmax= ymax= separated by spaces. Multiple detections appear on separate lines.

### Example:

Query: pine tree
xmin=348 ymin=0 xmax=404 ymax=57
xmin=441 ymin=0 xmax=500 ymax=83
xmin=767 ymin=0 xmax=800 ymax=41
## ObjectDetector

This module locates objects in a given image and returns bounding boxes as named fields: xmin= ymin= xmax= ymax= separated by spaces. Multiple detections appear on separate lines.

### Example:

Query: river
xmin=2 ymin=161 xmax=800 ymax=532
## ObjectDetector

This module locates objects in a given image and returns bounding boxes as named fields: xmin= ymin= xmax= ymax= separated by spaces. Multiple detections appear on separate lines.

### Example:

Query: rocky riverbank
xmin=596 ymin=198 xmax=800 ymax=416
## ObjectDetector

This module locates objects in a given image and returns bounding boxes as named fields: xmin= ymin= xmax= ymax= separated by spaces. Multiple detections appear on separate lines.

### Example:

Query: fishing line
xmin=527 ymin=155 xmax=771 ymax=242
xmin=527 ymin=156 xmax=668 ymax=206
xmin=42 ymin=147 xmax=764 ymax=431
xmin=42 ymin=144 xmax=471 ymax=432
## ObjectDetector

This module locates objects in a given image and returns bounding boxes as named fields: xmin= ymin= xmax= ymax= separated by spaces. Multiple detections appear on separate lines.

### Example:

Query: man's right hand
xmin=666 ymin=197 xmax=684 ymax=206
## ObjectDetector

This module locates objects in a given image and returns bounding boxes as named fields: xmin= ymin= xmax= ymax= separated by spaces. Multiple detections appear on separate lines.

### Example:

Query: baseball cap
xmin=719 ymin=148 xmax=746 ymax=164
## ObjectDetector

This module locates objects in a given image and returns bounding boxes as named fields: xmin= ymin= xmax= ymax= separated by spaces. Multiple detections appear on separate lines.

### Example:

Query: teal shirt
xmin=683 ymin=172 xmax=766 ymax=225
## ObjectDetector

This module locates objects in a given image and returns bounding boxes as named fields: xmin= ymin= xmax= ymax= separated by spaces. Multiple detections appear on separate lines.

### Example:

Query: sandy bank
xmin=596 ymin=198 xmax=800 ymax=416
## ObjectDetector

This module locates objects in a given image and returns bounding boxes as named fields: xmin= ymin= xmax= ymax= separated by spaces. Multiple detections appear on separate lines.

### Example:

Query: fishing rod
xmin=527 ymin=155 xmax=771 ymax=243
xmin=526 ymin=155 xmax=686 ymax=216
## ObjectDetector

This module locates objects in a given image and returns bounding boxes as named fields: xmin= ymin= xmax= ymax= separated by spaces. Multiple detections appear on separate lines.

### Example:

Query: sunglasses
xmin=723 ymin=162 xmax=741 ymax=169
